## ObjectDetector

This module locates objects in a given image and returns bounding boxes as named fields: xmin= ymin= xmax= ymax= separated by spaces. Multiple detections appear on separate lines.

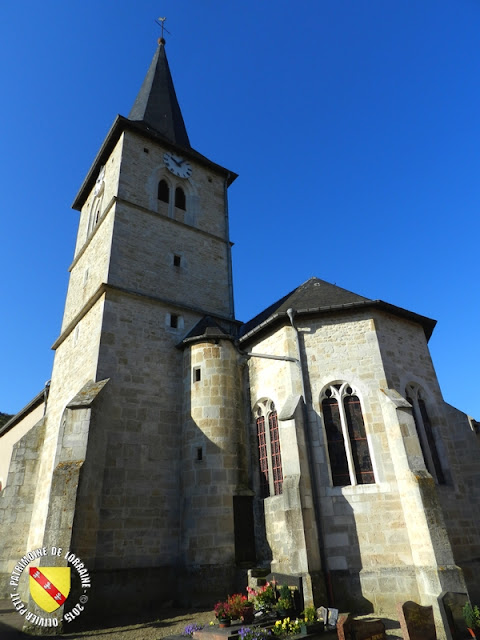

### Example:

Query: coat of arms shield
xmin=29 ymin=567 xmax=71 ymax=612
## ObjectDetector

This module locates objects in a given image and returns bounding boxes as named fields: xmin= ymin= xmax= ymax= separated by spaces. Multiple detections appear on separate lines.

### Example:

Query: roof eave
xmin=72 ymin=116 xmax=238 ymax=211
xmin=239 ymin=300 xmax=436 ymax=345
xmin=0 ymin=388 xmax=46 ymax=438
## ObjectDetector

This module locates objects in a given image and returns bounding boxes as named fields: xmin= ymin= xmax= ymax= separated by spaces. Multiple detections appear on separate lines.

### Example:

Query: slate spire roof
xmin=128 ymin=38 xmax=190 ymax=148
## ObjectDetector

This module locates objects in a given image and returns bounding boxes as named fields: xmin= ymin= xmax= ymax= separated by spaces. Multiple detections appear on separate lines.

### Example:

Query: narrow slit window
xmin=193 ymin=367 xmax=201 ymax=382
xmin=170 ymin=314 xmax=178 ymax=329
xmin=173 ymin=254 xmax=181 ymax=267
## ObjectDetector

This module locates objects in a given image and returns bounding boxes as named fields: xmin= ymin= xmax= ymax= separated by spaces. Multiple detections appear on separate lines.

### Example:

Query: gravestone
xmin=317 ymin=606 xmax=328 ymax=624
xmin=439 ymin=592 xmax=469 ymax=640
xmin=264 ymin=572 xmax=304 ymax=613
xmin=337 ymin=614 xmax=386 ymax=640
xmin=327 ymin=608 xmax=339 ymax=628
xmin=397 ymin=601 xmax=437 ymax=640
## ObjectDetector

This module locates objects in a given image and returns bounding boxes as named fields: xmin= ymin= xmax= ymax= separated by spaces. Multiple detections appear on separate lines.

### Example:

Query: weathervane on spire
xmin=155 ymin=16 xmax=171 ymax=44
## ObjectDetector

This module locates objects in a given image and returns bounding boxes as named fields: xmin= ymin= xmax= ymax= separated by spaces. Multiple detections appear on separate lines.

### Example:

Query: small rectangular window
xmin=144 ymin=147 xmax=149 ymax=153
xmin=193 ymin=367 xmax=201 ymax=382
xmin=173 ymin=255 xmax=181 ymax=267
xmin=170 ymin=314 xmax=178 ymax=329
xmin=196 ymin=447 xmax=203 ymax=461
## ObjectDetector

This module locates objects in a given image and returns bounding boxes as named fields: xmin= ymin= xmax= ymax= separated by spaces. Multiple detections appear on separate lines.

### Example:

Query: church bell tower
xmin=10 ymin=35 xmax=239 ymax=614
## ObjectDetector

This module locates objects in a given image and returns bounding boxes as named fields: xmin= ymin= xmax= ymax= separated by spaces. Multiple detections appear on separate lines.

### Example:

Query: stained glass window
xmin=256 ymin=416 xmax=270 ymax=498
xmin=269 ymin=411 xmax=283 ymax=495
xmin=344 ymin=395 xmax=374 ymax=484
xmin=323 ymin=397 xmax=350 ymax=486
xmin=407 ymin=385 xmax=445 ymax=484
xmin=322 ymin=383 xmax=375 ymax=487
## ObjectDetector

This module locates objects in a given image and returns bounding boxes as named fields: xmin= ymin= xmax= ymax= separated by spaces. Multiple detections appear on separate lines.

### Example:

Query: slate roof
xmin=128 ymin=40 xmax=190 ymax=148
xmin=180 ymin=315 xmax=242 ymax=347
xmin=239 ymin=277 xmax=436 ymax=342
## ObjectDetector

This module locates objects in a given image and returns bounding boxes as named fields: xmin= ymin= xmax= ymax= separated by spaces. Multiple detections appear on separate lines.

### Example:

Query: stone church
xmin=1 ymin=37 xmax=480 ymax=634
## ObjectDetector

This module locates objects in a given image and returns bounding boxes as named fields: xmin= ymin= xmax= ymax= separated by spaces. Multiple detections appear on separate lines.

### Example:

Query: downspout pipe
xmin=286 ymin=308 xmax=333 ymax=606
xmin=224 ymin=173 xmax=235 ymax=320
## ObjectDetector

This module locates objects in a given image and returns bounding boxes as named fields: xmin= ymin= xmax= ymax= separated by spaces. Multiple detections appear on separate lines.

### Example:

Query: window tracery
xmin=321 ymin=383 xmax=374 ymax=486
xmin=406 ymin=384 xmax=445 ymax=484
xmin=254 ymin=400 xmax=283 ymax=498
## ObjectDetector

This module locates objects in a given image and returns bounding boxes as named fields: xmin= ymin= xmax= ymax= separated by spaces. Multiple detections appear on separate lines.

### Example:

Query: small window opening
xmin=144 ymin=147 xmax=149 ymax=153
xmin=170 ymin=314 xmax=179 ymax=329
xmin=158 ymin=179 xmax=169 ymax=203
xmin=175 ymin=187 xmax=186 ymax=210
xmin=173 ymin=254 xmax=181 ymax=267
xmin=193 ymin=367 xmax=201 ymax=382
xmin=196 ymin=447 xmax=203 ymax=461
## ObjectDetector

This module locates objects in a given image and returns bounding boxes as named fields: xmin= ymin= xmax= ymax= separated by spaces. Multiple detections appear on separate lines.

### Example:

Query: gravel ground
xmin=61 ymin=608 xmax=216 ymax=640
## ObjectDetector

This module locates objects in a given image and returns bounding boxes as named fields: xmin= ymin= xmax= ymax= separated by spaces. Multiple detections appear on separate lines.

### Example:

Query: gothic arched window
xmin=406 ymin=384 xmax=445 ymax=484
xmin=255 ymin=400 xmax=283 ymax=497
xmin=175 ymin=186 xmax=186 ymax=210
xmin=158 ymin=179 xmax=170 ymax=203
xmin=321 ymin=383 xmax=375 ymax=486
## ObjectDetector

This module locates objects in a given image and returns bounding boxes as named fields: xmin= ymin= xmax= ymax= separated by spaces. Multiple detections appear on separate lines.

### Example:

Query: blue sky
xmin=1 ymin=1 xmax=479 ymax=418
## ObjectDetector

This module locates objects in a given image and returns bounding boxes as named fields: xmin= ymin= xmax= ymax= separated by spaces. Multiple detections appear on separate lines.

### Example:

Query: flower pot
xmin=300 ymin=622 xmax=325 ymax=636
xmin=242 ymin=609 xmax=255 ymax=624
xmin=219 ymin=618 xmax=231 ymax=628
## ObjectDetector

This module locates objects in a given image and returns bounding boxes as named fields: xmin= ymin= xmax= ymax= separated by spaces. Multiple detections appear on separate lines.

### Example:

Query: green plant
xmin=279 ymin=585 xmax=291 ymax=600
xmin=301 ymin=606 xmax=317 ymax=624
xmin=247 ymin=582 xmax=276 ymax=611
xmin=272 ymin=617 xmax=301 ymax=636
xmin=275 ymin=597 xmax=292 ymax=612
xmin=214 ymin=601 xmax=231 ymax=620
xmin=463 ymin=602 xmax=480 ymax=629
xmin=239 ymin=626 xmax=271 ymax=640
xmin=227 ymin=593 xmax=249 ymax=620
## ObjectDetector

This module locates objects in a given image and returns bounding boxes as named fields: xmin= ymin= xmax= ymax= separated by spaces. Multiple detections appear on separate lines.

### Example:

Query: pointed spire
xmin=129 ymin=39 xmax=190 ymax=148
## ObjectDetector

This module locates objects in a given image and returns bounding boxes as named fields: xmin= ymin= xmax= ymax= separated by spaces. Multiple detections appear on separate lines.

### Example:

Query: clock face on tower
xmin=164 ymin=152 xmax=192 ymax=179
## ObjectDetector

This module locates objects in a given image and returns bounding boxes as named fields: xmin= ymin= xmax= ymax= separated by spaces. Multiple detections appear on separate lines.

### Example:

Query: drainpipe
xmin=43 ymin=380 xmax=51 ymax=416
xmin=286 ymin=308 xmax=333 ymax=607
xmin=224 ymin=174 xmax=235 ymax=320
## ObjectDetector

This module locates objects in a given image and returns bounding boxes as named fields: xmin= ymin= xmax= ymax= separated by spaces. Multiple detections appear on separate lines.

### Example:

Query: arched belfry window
xmin=158 ymin=179 xmax=170 ymax=203
xmin=321 ymin=383 xmax=374 ymax=486
xmin=254 ymin=400 xmax=283 ymax=498
xmin=406 ymin=384 xmax=445 ymax=484
xmin=175 ymin=186 xmax=186 ymax=210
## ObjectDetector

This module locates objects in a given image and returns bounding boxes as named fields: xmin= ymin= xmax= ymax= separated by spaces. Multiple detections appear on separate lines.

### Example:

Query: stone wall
xmin=181 ymin=339 xmax=248 ymax=604
xmin=246 ymin=326 xmax=324 ymax=606
xmin=0 ymin=400 xmax=44 ymax=489
xmin=438 ymin=404 xmax=480 ymax=602
xmin=0 ymin=418 xmax=46 ymax=597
